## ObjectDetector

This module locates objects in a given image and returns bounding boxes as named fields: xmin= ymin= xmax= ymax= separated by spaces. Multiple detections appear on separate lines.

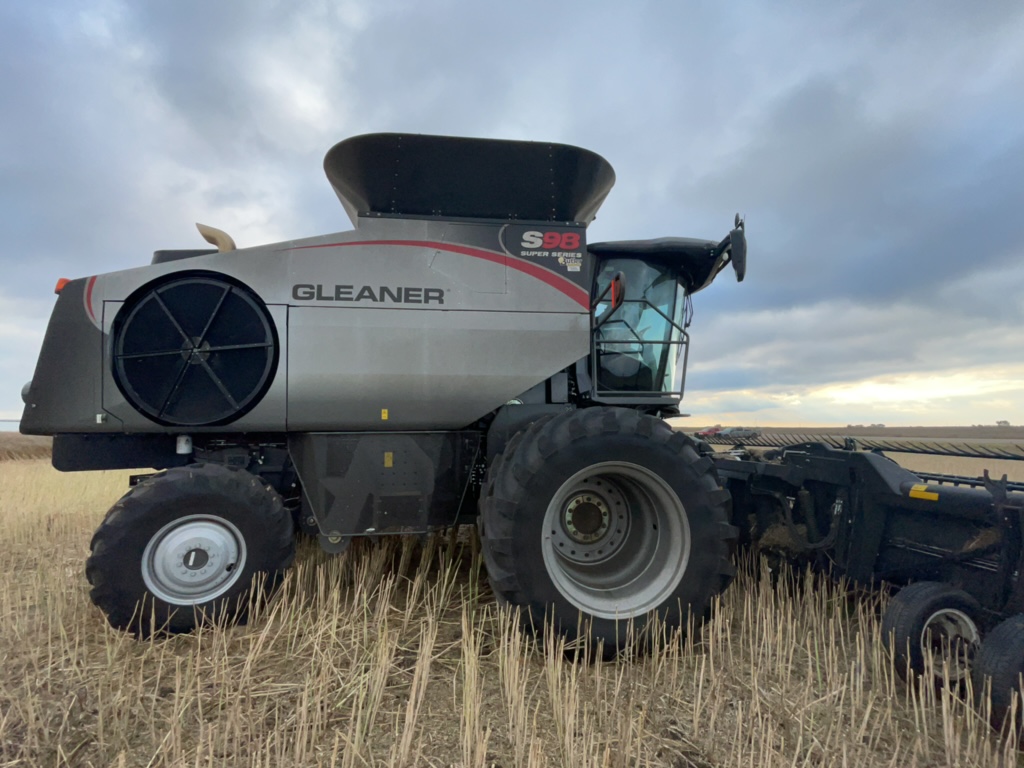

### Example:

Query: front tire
xmin=480 ymin=407 xmax=736 ymax=655
xmin=86 ymin=463 xmax=295 ymax=636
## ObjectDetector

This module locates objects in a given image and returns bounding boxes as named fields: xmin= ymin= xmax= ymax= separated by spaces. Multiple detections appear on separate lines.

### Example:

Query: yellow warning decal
xmin=381 ymin=408 xmax=389 ymax=420
xmin=909 ymin=484 xmax=939 ymax=501
xmin=384 ymin=451 xmax=393 ymax=468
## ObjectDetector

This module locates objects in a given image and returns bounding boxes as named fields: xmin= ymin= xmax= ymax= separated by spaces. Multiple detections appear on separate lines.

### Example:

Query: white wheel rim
xmin=541 ymin=461 xmax=690 ymax=620
xmin=141 ymin=514 xmax=247 ymax=605
xmin=921 ymin=607 xmax=980 ymax=683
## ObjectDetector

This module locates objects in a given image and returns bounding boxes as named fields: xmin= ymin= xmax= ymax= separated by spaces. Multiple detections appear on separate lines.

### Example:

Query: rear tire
xmin=86 ymin=463 xmax=295 ymax=636
xmin=881 ymin=581 xmax=981 ymax=687
xmin=480 ymin=407 xmax=736 ymax=656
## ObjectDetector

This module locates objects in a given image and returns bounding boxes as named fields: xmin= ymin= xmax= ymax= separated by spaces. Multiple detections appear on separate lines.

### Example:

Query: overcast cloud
xmin=2 ymin=0 xmax=1022 ymax=427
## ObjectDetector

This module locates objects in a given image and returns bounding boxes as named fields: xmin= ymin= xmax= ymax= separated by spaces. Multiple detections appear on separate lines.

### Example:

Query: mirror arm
xmin=591 ymin=281 xmax=613 ymax=310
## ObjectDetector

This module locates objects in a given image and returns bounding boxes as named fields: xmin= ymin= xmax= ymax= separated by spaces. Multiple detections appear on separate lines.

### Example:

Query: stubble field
xmin=1 ymin=433 xmax=1022 ymax=767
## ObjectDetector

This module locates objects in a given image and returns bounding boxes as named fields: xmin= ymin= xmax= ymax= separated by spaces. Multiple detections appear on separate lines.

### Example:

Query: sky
xmin=1 ymin=0 xmax=1022 ymax=428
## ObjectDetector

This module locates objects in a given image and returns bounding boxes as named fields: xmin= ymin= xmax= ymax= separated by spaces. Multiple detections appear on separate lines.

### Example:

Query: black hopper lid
xmin=324 ymin=132 xmax=616 ymax=226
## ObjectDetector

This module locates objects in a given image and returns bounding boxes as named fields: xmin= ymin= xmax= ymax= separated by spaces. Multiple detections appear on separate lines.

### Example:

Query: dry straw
xmin=0 ymin=457 xmax=1021 ymax=766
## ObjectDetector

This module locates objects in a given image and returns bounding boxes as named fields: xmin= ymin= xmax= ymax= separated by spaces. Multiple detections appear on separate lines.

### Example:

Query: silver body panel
xmin=23 ymin=217 xmax=592 ymax=433
xmin=287 ymin=306 xmax=588 ymax=429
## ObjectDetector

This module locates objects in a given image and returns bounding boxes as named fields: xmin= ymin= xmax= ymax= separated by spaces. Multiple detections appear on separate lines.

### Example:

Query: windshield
xmin=592 ymin=259 xmax=688 ymax=395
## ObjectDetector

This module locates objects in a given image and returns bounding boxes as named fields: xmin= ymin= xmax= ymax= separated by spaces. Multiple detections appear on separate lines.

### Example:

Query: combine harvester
xmin=21 ymin=133 xmax=743 ymax=653
xmin=19 ymin=132 xmax=1024 ymax=729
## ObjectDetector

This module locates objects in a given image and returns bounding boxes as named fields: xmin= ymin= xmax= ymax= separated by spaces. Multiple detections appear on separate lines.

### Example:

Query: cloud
xmin=1 ymin=0 xmax=1022 ymax=427
xmin=689 ymin=293 xmax=1024 ymax=386
xmin=683 ymin=288 xmax=1024 ymax=425
xmin=818 ymin=369 xmax=1023 ymax=407
xmin=685 ymin=362 xmax=1024 ymax=427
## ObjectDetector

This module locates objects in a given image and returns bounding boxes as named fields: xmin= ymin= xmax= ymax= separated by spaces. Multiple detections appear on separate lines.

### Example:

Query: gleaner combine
xmin=20 ymin=133 xmax=1024 ymax=727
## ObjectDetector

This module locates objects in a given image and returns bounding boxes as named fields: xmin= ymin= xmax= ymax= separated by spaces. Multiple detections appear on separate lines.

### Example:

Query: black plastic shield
xmin=324 ymin=133 xmax=616 ymax=225
xmin=289 ymin=431 xmax=480 ymax=536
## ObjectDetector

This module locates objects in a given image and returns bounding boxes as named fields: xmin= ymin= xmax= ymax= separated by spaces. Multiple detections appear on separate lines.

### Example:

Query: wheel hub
xmin=548 ymin=476 xmax=630 ymax=565
xmin=564 ymin=495 xmax=610 ymax=542
xmin=183 ymin=547 xmax=210 ymax=570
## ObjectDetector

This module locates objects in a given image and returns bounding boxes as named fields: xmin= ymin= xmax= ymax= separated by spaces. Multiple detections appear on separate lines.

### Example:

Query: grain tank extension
xmin=21 ymin=133 xmax=745 ymax=651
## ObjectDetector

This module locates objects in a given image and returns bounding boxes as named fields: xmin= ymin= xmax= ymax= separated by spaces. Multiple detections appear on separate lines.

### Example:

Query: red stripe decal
xmin=84 ymin=276 xmax=97 ymax=322
xmin=289 ymin=239 xmax=589 ymax=309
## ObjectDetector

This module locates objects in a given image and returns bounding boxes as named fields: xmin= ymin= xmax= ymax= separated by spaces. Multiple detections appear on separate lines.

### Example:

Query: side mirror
xmin=593 ymin=271 xmax=627 ymax=330
xmin=730 ymin=216 xmax=746 ymax=283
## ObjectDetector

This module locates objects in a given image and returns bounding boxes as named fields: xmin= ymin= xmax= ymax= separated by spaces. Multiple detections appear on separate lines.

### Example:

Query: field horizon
xmin=677 ymin=422 xmax=1024 ymax=440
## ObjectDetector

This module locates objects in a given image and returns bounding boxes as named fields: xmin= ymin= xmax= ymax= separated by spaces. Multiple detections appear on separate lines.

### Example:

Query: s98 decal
xmin=498 ymin=223 xmax=589 ymax=280
xmin=519 ymin=231 xmax=581 ymax=251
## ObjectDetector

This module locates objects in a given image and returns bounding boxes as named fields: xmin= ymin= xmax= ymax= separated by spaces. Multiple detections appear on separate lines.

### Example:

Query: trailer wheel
xmin=86 ymin=463 xmax=295 ymax=636
xmin=971 ymin=614 xmax=1024 ymax=731
xmin=881 ymin=581 xmax=981 ymax=686
xmin=479 ymin=407 xmax=736 ymax=656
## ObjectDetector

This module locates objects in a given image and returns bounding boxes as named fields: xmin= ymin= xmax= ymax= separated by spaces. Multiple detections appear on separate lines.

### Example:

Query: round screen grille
xmin=113 ymin=276 xmax=278 ymax=426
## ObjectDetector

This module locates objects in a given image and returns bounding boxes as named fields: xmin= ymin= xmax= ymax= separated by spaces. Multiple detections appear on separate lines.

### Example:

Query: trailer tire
xmin=480 ymin=407 xmax=736 ymax=657
xmin=882 ymin=581 xmax=981 ymax=686
xmin=86 ymin=463 xmax=295 ymax=636
xmin=972 ymin=614 xmax=1024 ymax=731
